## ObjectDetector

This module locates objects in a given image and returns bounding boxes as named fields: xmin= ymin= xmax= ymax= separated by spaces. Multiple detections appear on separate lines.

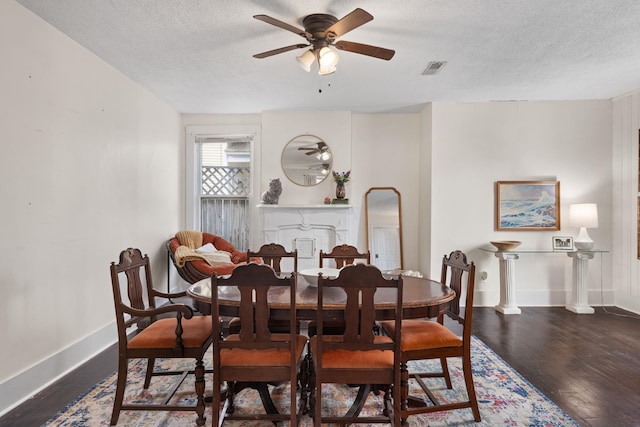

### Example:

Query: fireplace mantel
xmin=257 ymin=204 xmax=353 ymax=269
xmin=257 ymin=204 xmax=351 ymax=209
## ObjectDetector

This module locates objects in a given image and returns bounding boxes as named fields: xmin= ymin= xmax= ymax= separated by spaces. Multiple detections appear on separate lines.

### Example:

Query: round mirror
xmin=281 ymin=134 xmax=332 ymax=186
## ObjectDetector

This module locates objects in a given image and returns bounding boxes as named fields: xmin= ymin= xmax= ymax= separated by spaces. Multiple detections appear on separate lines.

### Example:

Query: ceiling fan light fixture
xmin=318 ymin=46 xmax=339 ymax=69
xmin=296 ymin=49 xmax=315 ymax=72
xmin=318 ymin=65 xmax=337 ymax=76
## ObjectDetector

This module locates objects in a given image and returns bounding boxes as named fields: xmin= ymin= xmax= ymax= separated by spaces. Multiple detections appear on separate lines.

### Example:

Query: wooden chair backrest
xmin=110 ymin=248 xmax=156 ymax=334
xmin=319 ymin=244 xmax=371 ymax=268
xmin=315 ymin=263 xmax=402 ymax=352
xmin=211 ymin=263 xmax=297 ymax=348
xmin=247 ymin=243 xmax=298 ymax=273
xmin=439 ymin=250 xmax=476 ymax=334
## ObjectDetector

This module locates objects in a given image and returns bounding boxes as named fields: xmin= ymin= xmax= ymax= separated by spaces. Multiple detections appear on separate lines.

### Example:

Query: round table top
xmin=187 ymin=272 xmax=455 ymax=320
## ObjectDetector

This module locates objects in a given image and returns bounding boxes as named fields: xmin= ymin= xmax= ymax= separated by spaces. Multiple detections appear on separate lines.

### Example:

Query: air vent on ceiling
xmin=422 ymin=61 xmax=447 ymax=75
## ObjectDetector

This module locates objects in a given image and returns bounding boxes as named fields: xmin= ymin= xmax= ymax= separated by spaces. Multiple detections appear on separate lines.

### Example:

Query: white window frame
xmin=185 ymin=124 xmax=261 ymax=247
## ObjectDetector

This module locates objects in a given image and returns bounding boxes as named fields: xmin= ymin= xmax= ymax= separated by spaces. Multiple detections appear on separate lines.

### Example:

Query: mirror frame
xmin=281 ymin=134 xmax=333 ymax=187
xmin=365 ymin=187 xmax=403 ymax=270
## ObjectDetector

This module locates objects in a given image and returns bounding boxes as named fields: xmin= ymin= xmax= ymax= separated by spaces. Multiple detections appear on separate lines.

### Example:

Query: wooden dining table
xmin=187 ymin=272 xmax=456 ymax=321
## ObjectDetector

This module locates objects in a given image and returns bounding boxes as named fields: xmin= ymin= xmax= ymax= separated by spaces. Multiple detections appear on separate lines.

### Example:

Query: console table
xmin=481 ymin=248 xmax=608 ymax=314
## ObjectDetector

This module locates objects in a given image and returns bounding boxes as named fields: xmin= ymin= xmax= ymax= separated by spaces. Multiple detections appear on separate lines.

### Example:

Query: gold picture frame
xmin=496 ymin=181 xmax=560 ymax=231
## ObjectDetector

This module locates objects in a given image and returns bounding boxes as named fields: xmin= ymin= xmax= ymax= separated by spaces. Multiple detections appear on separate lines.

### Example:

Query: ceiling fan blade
xmin=324 ymin=8 xmax=373 ymax=38
xmin=253 ymin=43 xmax=309 ymax=59
xmin=253 ymin=14 xmax=312 ymax=39
xmin=334 ymin=40 xmax=395 ymax=60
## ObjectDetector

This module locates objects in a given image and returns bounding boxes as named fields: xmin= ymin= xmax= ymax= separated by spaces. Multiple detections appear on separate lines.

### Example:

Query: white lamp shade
xmin=296 ymin=49 xmax=315 ymax=72
xmin=569 ymin=203 xmax=598 ymax=228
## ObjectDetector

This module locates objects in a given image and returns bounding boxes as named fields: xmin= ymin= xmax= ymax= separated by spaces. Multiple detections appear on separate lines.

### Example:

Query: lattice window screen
xmin=202 ymin=166 xmax=250 ymax=196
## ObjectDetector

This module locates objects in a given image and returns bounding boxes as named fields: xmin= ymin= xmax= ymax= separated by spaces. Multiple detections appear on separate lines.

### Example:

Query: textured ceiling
xmin=15 ymin=0 xmax=640 ymax=114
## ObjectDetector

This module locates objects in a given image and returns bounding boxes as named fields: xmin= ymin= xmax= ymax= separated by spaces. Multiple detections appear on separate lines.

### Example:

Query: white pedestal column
xmin=494 ymin=252 xmax=521 ymax=314
xmin=565 ymin=251 xmax=595 ymax=314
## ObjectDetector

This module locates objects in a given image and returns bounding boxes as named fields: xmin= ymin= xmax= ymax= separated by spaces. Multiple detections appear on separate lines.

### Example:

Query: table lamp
xmin=569 ymin=203 xmax=598 ymax=250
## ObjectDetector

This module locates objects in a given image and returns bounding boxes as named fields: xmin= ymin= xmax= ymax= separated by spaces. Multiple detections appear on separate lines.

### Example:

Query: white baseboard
xmin=0 ymin=321 xmax=116 ymax=417
xmin=473 ymin=289 xmax=616 ymax=308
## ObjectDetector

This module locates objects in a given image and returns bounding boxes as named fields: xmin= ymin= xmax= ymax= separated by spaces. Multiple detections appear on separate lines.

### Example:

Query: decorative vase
xmin=336 ymin=182 xmax=346 ymax=199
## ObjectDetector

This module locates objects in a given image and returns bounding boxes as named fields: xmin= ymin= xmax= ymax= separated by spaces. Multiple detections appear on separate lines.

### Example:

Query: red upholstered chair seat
xmin=310 ymin=335 xmax=395 ymax=369
xmin=220 ymin=334 xmax=307 ymax=367
xmin=379 ymin=318 xmax=462 ymax=351
xmin=128 ymin=316 xmax=213 ymax=349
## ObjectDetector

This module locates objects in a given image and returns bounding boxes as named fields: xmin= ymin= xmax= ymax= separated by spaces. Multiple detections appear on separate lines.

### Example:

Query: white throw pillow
xmin=195 ymin=243 xmax=217 ymax=253
xmin=200 ymin=250 xmax=233 ymax=266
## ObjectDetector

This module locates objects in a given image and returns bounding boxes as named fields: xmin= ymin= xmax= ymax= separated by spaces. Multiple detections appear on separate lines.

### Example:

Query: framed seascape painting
xmin=496 ymin=181 xmax=560 ymax=231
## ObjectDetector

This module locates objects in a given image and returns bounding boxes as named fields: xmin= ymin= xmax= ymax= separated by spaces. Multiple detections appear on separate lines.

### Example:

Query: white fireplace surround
xmin=257 ymin=204 xmax=353 ymax=270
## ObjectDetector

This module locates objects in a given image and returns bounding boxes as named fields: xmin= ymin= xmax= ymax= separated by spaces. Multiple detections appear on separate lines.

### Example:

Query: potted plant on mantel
xmin=332 ymin=170 xmax=350 ymax=204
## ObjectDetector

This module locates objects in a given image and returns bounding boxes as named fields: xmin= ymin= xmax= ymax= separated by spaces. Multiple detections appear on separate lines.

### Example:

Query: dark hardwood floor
xmin=471 ymin=306 xmax=640 ymax=427
xmin=2 ymin=306 xmax=639 ymax=426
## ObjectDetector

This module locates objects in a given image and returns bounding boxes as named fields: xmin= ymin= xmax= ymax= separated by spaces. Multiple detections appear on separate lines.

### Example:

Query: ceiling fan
xmin=253 ymin=8 xmax=395 ymax=75
xmin=298 ymin=141 xmax=329 ymax=155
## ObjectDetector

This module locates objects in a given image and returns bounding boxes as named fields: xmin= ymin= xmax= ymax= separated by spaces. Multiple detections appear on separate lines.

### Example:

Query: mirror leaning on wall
xmin=365 ymin=187 xmax=403 ymax=271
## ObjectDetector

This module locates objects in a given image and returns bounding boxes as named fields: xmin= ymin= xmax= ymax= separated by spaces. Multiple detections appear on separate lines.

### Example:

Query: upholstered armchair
xmin=167 ymin=231 xmax=250 ymax=283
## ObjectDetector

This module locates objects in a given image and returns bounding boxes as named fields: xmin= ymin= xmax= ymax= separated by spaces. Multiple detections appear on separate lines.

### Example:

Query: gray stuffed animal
xmin=261 ymin=178 xmax=282 ymax=204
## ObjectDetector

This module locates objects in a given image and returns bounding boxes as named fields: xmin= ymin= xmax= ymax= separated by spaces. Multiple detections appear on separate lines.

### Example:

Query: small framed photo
xmin=552 ymin=236 xmax=573 ymax=251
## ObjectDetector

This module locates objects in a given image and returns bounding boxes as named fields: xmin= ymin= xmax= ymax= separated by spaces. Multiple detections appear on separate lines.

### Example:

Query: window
xmin=200 ymin=138 xmax=250 ymax=250
xmin=186 ymin=125 xmax=260 ymax=252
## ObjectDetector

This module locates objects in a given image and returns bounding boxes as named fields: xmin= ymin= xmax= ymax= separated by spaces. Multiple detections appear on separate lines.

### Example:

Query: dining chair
xmin=247 ymin=242 xmax=298 ymax=274
xmin=210 ymin=262 xmax=308 ymax=426
xmin=319 ymin=243 xmax=370 ymax=268
xmin=109 ymin=248 xmax=213 ymax=426
xmin=309 ymin=244 xmax=372 ymax=337
xmin=309 ymin=263 xmax=403 ymax=426
xmin=228 ymin=244 xmax=299 ymax=334
xmin=380 ymin=250 xmax=481 ymax=424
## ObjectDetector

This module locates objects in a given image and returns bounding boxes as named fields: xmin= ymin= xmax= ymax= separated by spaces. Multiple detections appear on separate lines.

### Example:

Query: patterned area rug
xmin=44 ymin=337 xmax=578 ymax=426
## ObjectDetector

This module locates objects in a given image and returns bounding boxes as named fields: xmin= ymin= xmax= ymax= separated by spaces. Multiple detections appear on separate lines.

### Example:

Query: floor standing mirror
xmin=365 ymin=187 xmax=403 ymax=271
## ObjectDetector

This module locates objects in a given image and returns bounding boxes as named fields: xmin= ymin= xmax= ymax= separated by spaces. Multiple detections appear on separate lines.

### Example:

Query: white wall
xmin=428 ymin=101 xmax=613 ymax=307
xmin=612 ymin=92 xmax=640 ymax=313
xmin=351 ymin=114 xmax=421 ymax=269
xmin=0 ymin=1 xmax=182 ymax=414
xmin=418 ymin=105 xmax=434 ymax=275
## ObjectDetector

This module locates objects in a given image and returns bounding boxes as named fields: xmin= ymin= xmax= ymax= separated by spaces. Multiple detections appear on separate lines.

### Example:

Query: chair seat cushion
xmin=381 ymin=319 xmax=462 ymax=351
xmin=220 ymin=334 xmax=307 ymax=366
xmin=128 ymin=315 xmax=213 ymax=349
xmin=310 ymin=335 xmax=395 ymax=369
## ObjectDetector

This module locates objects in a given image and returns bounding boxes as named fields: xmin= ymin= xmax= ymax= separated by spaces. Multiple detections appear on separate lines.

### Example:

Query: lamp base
xmin=574 ymin=241 xmax=594 ymax=250
xmin=574 ymin=227 xmax=594 ymax=250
